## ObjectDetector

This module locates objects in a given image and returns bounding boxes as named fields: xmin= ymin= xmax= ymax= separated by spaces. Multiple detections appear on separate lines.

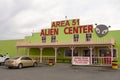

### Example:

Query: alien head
xmin=95 ymin=24 xmax=109 ymax=37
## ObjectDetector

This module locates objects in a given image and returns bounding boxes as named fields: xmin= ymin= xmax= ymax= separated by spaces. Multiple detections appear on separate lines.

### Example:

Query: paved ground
xmin=0 ymin=63 xmax=120 ymax=80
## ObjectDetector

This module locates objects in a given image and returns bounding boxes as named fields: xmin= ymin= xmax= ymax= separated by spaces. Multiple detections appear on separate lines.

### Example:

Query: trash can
xmin=112 ymin=60 xmax=118 ymax=69
xmin=48 ymin=59 xmax=54 ymax=66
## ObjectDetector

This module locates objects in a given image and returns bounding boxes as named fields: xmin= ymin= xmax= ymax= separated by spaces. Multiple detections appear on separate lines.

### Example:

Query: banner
xmin=72 ymin=57 xmax=90 ymax=65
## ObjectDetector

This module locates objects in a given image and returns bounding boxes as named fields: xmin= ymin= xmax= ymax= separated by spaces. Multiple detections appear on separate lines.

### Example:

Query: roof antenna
xmin=65 ymin=16 xmax=67 ymax=20
xmin=108 ymin=26 xmax=111 ymax=28
xmin=95 ymin=23 xmax=97 ymax=26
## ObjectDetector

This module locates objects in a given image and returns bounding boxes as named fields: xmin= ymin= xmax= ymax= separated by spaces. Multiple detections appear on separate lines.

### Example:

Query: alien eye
xmin=95 ymin=28 xmax=100 ymax=33
xmin=102 ymin=29 xmax=108 ymax=34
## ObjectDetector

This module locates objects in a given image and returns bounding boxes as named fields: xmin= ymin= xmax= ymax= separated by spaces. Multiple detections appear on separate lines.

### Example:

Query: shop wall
xmin=24 ymin=24 xmax=113 ymax=45
xmin=42 ymin=27 xmax=113 ymax=44
xmin=17 ymin=48 xmax=28 ymax=56
xmin=57 ymin=47 xmax=71 ymax=63
xmin=29 ymin=48 xmax=40 ymax=56
xmin=109 ymin=30 xmax=120 ymax=64
xmin=29 ymin=48 xmax=55 ymax=56
xmin=23 ymin=29 xmax=120 ymax=64
xmin=42 ymin=48 xmax=54 ymax=56
xmin=37 ymin=28 xmax=113 ymax=44
xmin=57 ymin=48 xmax=65 ymax=59
xmin=25 ymin=33 xmax=41 ymax=43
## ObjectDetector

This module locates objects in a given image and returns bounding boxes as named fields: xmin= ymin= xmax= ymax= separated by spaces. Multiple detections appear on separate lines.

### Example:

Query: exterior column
xmin=40 ymin=48 xmax=43 ymax=63
xmin=71 ymin=47 xmax=74 ymax=63
xmin=54 ymin=47 xmax=57 ymax=63
xmin=111 ymin=45 xmax=113 ymax=61
xmin=89 ymin=47 xmax=93 ymax=64
xmin=27 ymin=48 xmax=30 ymax=56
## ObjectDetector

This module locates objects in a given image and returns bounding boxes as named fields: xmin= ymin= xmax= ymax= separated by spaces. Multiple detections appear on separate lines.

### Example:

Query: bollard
xmin=112 ymin=60 xmax=118 ymax=69
xmin=48 ymin=59 xmax=54 ymax=66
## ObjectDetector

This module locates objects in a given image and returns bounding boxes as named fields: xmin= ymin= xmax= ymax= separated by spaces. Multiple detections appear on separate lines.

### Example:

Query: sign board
xmin=72 ymin=57 xmax=90 ymax=65
xmin=51 ymin=19 xmax=80 ymax=27
xmin=40 ymin=18 xmax=93 ymax=36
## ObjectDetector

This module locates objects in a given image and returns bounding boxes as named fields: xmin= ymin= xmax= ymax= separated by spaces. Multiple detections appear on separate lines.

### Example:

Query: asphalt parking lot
xmin=0 ymin=63 xmax=120 ymax=80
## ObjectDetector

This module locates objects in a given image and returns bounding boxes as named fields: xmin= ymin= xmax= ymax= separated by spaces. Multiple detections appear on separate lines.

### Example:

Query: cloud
xmin=0 ymin=0 xmax=120 ymax=40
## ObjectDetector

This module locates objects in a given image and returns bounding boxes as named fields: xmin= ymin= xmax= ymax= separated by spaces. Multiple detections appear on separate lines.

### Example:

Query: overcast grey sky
xmin=0 ymin=0 xmax=120 ymax=40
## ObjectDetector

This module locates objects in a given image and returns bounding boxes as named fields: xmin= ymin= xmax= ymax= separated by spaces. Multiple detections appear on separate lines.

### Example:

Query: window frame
xmin=82 ymin=48 xmax=95 ymax=57
xmin=64 ymin=48 xmax=79 ymax=58
xmin=73 ymin=34 xmax=79 ymax=42
xmin=64 ymin=48 xmax=72 ymax=58
xmin=98 ymin=48 xmax=118 ymax=58
xmin=51 ymin=36 xmax=56 ymax=43
xmin=86 ymin=33 xmax=92 ymax=41
xmin=42 ymin=36 xmax=46 ymax=43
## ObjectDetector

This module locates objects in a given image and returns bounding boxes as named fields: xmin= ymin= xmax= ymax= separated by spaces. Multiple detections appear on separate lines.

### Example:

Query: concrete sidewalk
xmin=49 ymin=63 xmax=120 ymax=71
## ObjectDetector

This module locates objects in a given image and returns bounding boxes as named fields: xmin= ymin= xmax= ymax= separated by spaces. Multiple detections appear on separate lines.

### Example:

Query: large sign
xmin=72 ymin=57 xmax=90 ymax=65
xmin=95 ymin=24 xmax=110 ymax=37
xmin=40 ymin=19 xmax=93 ymax=36
xmin=51 ymin=19 xmax=80 ymax=27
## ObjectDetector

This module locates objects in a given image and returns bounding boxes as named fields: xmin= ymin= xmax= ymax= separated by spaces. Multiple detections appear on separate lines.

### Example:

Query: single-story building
xmin=0 ymin=18 xmax=120 ymax=66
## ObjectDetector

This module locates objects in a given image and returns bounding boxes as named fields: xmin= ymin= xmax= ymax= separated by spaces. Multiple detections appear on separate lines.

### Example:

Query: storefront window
xmin=65 ymin=49 xmax=79 ymax=57
xmin=82 ymin=49 xmax=94 ymax=57
xmin=86 ymin=34 xmax=92 ymax=41
xmin=65 ymin=49 xmax=72 ymax=57
xmin=57 ymin=50 xmax=61 ymax=56
xmin=73 ymin=34 xmax=79 ymax=42
xmin=99 ymin=49 xmax=117 ymax=57
xmin=113 ymin=49 xmax=117 ymax=57
xmin=99 ymin=49 xmax=110 ymax=57
xmin=42 ymin=36 xmax=46 ymax=43
xmin=83 ymin=50 xmax=90 ymax=57
xmin=73 ymin=49 xmax=78 ymax=56
xmin=51 ymin=36 xmax=56 ymax=42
